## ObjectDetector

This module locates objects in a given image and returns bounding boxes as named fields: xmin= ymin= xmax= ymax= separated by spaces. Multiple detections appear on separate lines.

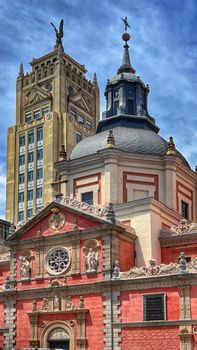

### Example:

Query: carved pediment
xmin=69 ymin=92 xmax=94 ymax=115
xmin=24 ymin=85 xmax=52 ymax=107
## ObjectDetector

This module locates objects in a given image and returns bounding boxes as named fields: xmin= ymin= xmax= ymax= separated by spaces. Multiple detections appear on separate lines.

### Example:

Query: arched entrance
xmin=48 ymin=327 xmax=69 ymax=349
xmin=41 ymin=321 xmax=74 ymax=350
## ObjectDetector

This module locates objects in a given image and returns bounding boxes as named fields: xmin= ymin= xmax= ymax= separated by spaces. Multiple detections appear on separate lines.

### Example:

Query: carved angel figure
xmin=85 ymin=248 xmax=98 ymax=272
xmin=19 ymin=256 xmax=30 ymax=278
xmin=51 ymin=19 xmax=64 ymax=50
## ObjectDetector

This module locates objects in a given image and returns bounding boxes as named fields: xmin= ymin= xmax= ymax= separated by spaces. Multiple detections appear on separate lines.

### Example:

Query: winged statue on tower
xmin=51 ymin=19 xmax=64 ymax=50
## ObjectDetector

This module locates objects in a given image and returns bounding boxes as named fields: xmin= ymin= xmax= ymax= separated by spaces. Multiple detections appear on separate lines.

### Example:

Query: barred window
xmin=143 ymin=294 xmax=165 ymax=321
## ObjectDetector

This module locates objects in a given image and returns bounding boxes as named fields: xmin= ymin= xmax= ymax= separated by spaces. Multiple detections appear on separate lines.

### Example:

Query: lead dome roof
xmin=70 ymin=127 xmax=190 ymax=168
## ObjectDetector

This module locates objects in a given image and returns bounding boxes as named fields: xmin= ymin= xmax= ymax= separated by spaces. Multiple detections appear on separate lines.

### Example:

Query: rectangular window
xmin=70 ymin=108 xmax=77 ymax=119
xmin=76 ymin=131 xmax=82 ymax=144
xmin=28 ymin=130 xmax=34 ymax=144
xmin=37 ymin=148 xmax=43 ymax=160
xmin=19 ymin=174 xmax=25 ymax=184
xmin=37 ymin=168 xmax=43 ymax=179
xmin=28 ymin=152 xmax=34 ymax=163
xmin=25 ymin=112 xmax=32 ymax=123
xmin=18 ymin=192 xmax=24 ymax=202
xmin=36 ymin=187 xmax=42 ymax=198
xmin=86 ymin=119 xmax=92 ymax=129
xmin=18 ymin=211 xmax=24 ymax=222
xmin=27 ymin=190 xmax=33 ymax=201
xmin=19 ymin=155 xmax=25 ymax=165
xmin=19 ymin=134 xmax=25 ymax=147
xmin=27 ymin=208 xmax=33 ymax=219
xmin=28 ymin=171 xmax=34 ymax=182
xmin=34 ymin=110 xmax=41 ymax=119
xmin=81 ymin=191 xmax=93 ymax=205
xmin=143 ymin=294 xmax=165 ymax=321
xmin=181 ymin=201 xmax=189 ymax=219
xmin=42 ymin=106 xmax=49 ymax=115
xmin=78 ymin=115 xmax=84 ymax=124
xmin=37 ymin=127 xmax=43 ymax=141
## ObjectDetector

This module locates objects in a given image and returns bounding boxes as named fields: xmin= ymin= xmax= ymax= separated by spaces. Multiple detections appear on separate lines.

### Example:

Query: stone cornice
xmin=159 ymin=231 xmax=197 ymax=247
xmin=113 ymin=320 xmax=197 ymax=328
xmin=1 ymin=272 xmax=196 ymax=301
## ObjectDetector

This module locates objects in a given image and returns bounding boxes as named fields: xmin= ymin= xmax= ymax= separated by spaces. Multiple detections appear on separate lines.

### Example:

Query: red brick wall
xmin=161 ymin=245 xmax=197 ymax=264
xmin=121 ymin=326 xmax=179 ymax=350
xmin=0 ymin=265 xmax=9 ymax=286
xmin=0 ymin=303 xmax=4 ymax=327
xmin=119 ymin=239 xmax=135 ymax=271
xmin=120 ymin=288 xmax=179 ymax=322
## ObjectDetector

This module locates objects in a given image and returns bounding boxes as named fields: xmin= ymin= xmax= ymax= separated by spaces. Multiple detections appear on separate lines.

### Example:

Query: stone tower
xmin=6 ymin=21 xmax=100 ymax=224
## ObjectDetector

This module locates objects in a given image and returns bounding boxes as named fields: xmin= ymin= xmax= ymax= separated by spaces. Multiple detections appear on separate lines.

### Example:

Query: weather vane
xmin=51 ymin=19 xmax=64 ymax=51
xmin=121 ymin=16 xmax=130 ymax=32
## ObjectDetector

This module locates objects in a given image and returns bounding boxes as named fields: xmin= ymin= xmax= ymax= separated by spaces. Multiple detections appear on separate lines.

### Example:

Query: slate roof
xmin=70 ymin=126 xmax=190 ymax=168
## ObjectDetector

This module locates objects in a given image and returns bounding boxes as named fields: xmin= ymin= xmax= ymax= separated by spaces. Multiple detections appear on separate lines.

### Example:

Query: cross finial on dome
xmin=117 ymin=16 xmax=135 ymax=75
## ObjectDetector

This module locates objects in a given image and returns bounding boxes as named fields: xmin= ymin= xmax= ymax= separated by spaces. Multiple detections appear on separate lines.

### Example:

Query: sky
xmin=0 ymin=0 xmax=196 ymax=219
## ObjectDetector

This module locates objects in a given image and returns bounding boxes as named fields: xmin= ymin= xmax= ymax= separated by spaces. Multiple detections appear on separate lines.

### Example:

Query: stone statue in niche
xmin=79 ymin=296 xmax=85 ymax=309
xmin=32 ymin=300 xmax=37 ymax=312
xmin=19 ymin=256 xmax=31 ymax=278
xmin=65 ymin=296 xmax=72 ymax=310
xmin=53 ymin=295 xmax=60 ymax=311
xmin=85 ymin=248 xmax=98 ymax=272
xmin=42 ymin=298 xmax=49 ymax=311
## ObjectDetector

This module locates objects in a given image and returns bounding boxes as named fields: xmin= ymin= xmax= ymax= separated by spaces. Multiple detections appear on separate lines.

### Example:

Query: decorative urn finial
xmin=107 ymin=130 xmax=115 ymax=148
xmin=166 ymin=136 xmax=176 ymax=155
xmin=59 ymin=145 xmax=67 ymax=160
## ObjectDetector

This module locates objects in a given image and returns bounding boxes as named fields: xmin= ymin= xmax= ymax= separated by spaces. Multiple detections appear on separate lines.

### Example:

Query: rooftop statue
xmin=51 ymin=19 xmax=64 ymax=50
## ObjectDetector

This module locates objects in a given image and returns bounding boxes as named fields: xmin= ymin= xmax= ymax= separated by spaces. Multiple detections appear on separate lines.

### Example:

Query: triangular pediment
xmin=24 ymin=85 xmax=52 ymax=107
xmin=5 ymin=200 xmax=109 ymax=243
xmin=69 ymin=92 xmax=93 ymax=115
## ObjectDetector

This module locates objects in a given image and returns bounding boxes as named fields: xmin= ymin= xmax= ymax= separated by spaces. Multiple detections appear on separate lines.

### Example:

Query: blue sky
xmin=0 ymin=0 xmax=196 ymax=219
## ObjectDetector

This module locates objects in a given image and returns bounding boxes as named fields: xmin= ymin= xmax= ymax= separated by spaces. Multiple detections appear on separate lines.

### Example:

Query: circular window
xmin=45 ymin=247 xmax=70 ymax=275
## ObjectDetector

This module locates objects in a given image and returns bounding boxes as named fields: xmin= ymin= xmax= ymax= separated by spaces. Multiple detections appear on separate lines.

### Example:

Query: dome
xmin=70 ymin=127 xmax=190 ymax=168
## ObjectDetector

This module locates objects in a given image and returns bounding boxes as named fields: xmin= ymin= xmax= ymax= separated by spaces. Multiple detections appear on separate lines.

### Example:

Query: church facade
xmin=1 ymin=18 xmax=197 ymax=350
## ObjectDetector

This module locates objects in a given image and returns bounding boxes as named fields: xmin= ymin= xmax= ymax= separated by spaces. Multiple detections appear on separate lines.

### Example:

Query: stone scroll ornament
xmin=170 ymin=219 xmax=197 ymax=235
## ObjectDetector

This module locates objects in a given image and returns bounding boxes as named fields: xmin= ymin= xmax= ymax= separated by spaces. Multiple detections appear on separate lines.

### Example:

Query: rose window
xmin=45 ymin=247 xmax=70 ymax=275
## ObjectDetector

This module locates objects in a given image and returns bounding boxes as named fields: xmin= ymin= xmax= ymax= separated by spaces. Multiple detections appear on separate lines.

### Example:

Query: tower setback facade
xmin=6 ymin=31 xmax=100 ymax=225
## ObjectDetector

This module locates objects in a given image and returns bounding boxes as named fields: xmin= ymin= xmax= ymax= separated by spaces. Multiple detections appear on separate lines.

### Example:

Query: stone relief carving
xmin=116 ymin=253 xmax=197 ymax=280
xmin=170 ymin=219 xmax=197 ymax=235
xmin=61 ymin=196 xmax=108 ymax=218
xmin=31 ymin=295 xmax=85 ymax=313
xmin=83 ymin=240 xmax=99 ymax=273
xmin=48 ymin=207 xmax=66 ymax=231
xmin=42 ymin=298 xmax=49 ymax=311
xmin=120 ymin=258 xmax=179 ymax=279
